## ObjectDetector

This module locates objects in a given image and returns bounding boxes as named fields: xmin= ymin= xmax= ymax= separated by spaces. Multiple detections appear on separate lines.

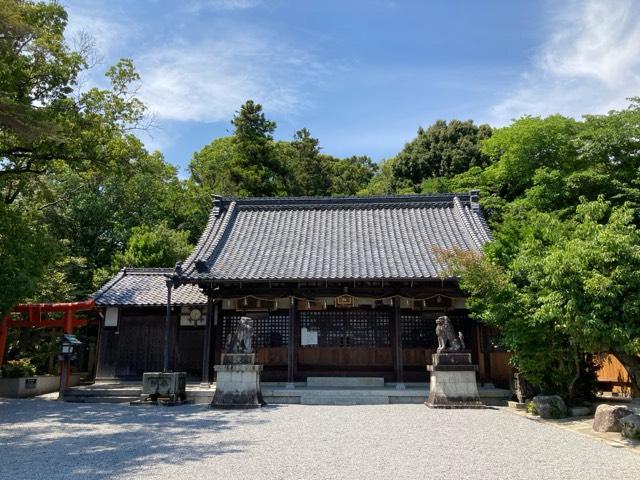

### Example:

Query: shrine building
xmin=93 ymin=192 xmax=512 ymax=387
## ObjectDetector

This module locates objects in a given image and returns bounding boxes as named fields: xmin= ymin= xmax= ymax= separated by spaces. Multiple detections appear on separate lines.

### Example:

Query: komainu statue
xmin=435 ymin=315 xmax=465 ymax=353
xmin=225 ymin=316 xmax=254 ymax=353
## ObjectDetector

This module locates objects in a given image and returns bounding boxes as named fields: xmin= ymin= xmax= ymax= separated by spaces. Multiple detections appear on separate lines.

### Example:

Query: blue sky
xmin=62 ymin=0 xmax=640 ymax=174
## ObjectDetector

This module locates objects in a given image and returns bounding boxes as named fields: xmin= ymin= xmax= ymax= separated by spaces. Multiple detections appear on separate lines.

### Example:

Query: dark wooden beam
xmin=163 ymin=280 xmax=172 ymax=373
xmin=214 ymin=284 xmax=465 ymax=300
xmin=201 ymin=295 xmax=214 ymax=384
xmin=392 ymin=295 xmax=404 ymax=387
xmin=287 ymin=297 xmax=296 ymax=385
xmin=213 ymin=301 xmax=224 ymax=367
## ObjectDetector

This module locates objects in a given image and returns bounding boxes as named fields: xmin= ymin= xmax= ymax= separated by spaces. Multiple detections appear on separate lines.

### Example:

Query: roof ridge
xmin=217 ymin=193 xmax=470 ymax=206
xmin=91 ymin=268 xmax=126 ymax=301
xmin=452 ymin=196 xmax=489 ymax=250
xmin=178 ymin=200 xmax=231 ymax=275
xmin=123 ymin=267 xmax=174 ymax=274
xmin=177 ymin=201 xmax=238 ymax=279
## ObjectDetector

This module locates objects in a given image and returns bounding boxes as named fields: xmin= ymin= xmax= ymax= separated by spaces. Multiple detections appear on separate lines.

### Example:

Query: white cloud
xmin=137 ymin=32 xmax=330 ymax=122
xmin=63 ymin=2 xmax=133 ymax=59
xmin=491 ymin=0 xmax=640 ymax=124
xmin=183 ymin=0 xmax=263 ymax=12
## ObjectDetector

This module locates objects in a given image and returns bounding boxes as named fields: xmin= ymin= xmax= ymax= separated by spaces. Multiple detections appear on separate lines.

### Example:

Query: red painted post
xmin=0 ymin=316 xmax=9 ymax=369
xmin=64 ymin=308 xmax=73 ymax=334
xmin=64 ymin=308 xmax=74 ymax=387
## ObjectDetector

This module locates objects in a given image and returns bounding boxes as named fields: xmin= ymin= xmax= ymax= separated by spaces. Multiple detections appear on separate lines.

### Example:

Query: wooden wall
xmin=96 ymin=307 xmax=204 ymax=379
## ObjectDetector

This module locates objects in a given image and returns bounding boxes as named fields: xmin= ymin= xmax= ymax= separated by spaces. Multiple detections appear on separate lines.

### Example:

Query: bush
xmin=526 ymin=400 xmax=538 ymax=415
xmin=2 ymin=358 xmax=37 ymax=378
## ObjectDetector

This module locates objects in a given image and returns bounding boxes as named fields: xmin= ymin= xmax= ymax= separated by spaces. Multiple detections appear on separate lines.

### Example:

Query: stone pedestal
xmin=425 ymin=353 xmax=483 ymax=409
xmin=210 ymin=353 xmax=265 ymax=409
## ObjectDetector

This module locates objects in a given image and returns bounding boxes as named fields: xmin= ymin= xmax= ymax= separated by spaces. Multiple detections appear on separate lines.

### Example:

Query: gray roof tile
xmin=93 ymin=268 xmax=207 ymax=306
xmin=176 ymin=192 xmax=492 ymax=283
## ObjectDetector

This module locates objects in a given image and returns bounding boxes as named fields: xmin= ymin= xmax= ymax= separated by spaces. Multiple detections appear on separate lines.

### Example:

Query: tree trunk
xmin=614 ymin=352 xmax=640 ymax=396
xmin=567 ymin=349 xmax=580 ymax=403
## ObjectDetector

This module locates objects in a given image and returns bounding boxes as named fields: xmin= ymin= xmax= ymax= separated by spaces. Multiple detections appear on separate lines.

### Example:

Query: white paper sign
xmin=301 ymin=327 xmax=318 ymax=346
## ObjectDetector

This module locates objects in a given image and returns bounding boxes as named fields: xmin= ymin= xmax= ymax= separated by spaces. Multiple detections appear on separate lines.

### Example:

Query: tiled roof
xmin=175 ymin=192 xmax=492 ymax=283
xmin=93 ymin=268 xmax=207 ymax=307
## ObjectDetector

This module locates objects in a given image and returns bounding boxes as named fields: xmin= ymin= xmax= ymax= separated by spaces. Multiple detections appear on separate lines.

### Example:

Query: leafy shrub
xmin=549 ymin=399 xmax=564 ymax=419
xmin=526 ymin=400 xmax=538 ymax=415
xmin=2 ymin=358 xmax=37 ymax=378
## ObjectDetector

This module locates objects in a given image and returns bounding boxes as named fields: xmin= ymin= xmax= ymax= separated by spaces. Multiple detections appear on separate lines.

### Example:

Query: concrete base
xmin=508 ymin=401 xmax=527 ymax=410
xmin=210 ymin=354 xmax=265 ymax=409
xmin=307 ymin=377 xmax=385 ymax=388
xmin=425 ymin=353 xmax=483 ymax=409
xmin=0 ymin=374 xmax=80 ymax=398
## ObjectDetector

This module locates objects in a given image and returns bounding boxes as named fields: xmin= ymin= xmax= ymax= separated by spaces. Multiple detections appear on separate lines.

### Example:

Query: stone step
xmin=301 ymin=395 xmax=390 ymax=405
xmin=63 ymin=395 xmax=138 ymax=404
xmin=64 ymin=388 xmax=142 ymax=397
xmin=306 ymin=377 xmax=385 ymax=388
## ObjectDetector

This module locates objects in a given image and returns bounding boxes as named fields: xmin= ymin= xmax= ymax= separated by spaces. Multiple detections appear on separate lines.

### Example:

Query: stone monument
xmin=425 ymin=315 xmax=483 ymax=408
xmin=210 ymin=316 xmax=265 ymax=409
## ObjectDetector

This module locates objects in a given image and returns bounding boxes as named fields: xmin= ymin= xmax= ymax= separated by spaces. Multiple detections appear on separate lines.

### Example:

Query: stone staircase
xmin=63 ymin=383 xmax=142 ymax=403
xmin=263 ymin=377 xmax=428 ymax=405
xmin=262 ymin=377 xmax=511 ymax=406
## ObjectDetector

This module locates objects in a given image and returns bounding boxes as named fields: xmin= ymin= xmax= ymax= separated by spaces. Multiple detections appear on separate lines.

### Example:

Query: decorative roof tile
xmin=176 ymin=192 xmax=492 ymax=283
xmin=93 ymin=268 xmax=207 ymax=307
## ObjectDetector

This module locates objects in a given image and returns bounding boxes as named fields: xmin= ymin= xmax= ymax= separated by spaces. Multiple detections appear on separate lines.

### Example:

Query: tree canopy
xmin=392 ymin=119 xmax=492 ymax=189
xmin=436 ymin=100 xmax=640 ymax=398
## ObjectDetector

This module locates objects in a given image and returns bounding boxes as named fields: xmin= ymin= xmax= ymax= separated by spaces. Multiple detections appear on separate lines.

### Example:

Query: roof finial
xmin=469 ymin=190 xmax=480 ymax=210
xmin=212 ymin=194 xmax=223 ymax=217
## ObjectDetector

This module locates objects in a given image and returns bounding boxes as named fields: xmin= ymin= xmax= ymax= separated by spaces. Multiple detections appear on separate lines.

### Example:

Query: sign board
xmin=180 ymin=307 xmax=206 ymax=327
xmin=335 ymin=294 xmax=355 ymax=308
xmin=104 ymin=307 xmax=119 ymax=327
xmin=24 ymin=378 xmax=37 ymax=389
xmin=301 ymin=327 xmax=318 ymax=346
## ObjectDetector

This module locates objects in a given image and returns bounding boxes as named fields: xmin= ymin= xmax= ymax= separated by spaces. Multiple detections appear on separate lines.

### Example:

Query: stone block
xmin=569 ymin=406 xmax=591 ymax=417
xmin=532 ymin=395 xmax=567 ymax=419
xmin=426 ymin=369 xmax=483 ymax=408
xmin=593 ymin=404 xmax=633 ymax=432
xmin=508 ymin=401 xmax=527 ymax=410
xmin=620 ymin=414 xmax=640 ymax=439
xmin=211 ymin=363 xmax=264 ymax=409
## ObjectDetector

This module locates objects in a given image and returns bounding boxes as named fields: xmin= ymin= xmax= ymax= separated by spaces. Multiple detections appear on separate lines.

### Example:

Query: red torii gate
xmin=0 ymin=300 xmax=95 ymax=371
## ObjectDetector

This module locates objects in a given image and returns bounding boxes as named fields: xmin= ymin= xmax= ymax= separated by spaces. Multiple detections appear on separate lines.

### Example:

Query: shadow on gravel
xmin=0 ymin=398 xmax=282 ymax=479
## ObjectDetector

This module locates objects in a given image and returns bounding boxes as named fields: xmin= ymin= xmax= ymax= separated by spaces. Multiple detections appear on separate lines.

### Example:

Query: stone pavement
xmin=506 ymin=407 xmax=640 ymax=453
xmin=2 ymin=398 xmax=640 ymax=480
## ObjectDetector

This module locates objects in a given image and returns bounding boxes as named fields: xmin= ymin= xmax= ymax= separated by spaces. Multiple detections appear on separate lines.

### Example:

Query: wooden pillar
xmin=64 ymin=308 xmax=73 ymax=334
xmin=213 ymin=302 xmax=224 ymax=367
xmin=201 ymin=295 xmax=214 ymax=384
xmin=163 ymin=280 xmax=172 ymax=373
xmin=287 ymin=296 xmax=296 ymax=387
xmin=66 ymin=309 xmax=73 ymax=387
xmin=482 ymin=325 xmax=492 ymax=385
xmin=393 ymin=295 xmax=404 ymax=388
xmin=475 ymin=323 xmax=486 ymax=383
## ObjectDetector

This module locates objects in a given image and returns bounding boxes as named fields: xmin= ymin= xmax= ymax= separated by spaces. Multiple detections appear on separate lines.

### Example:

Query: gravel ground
xmin=1 ymin=398 xmax=639 ymax=480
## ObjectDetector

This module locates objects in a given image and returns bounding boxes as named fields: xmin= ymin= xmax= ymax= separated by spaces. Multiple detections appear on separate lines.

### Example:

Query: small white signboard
xmin=301 ymin=327 xmax=318 ymax=346
xmin=105 ymin=307 xmax=119 ymax=327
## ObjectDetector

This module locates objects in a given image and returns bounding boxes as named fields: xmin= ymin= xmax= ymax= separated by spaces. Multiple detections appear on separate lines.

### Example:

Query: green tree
xmin=0 ymin=0 xmax=146 ymax=203
xmin=42 ymin=151 xmax=197 ymax=294
xmin=113 ymin=222 xmax=192 ymax=269
xmin=229 ymin=100 xmax=283 ymax=196
xmin=0 ymin=203 xmax=56 ymax=317
xmin=328 ymin=155 xmax=378 ymax=195
xmin=287 ymin=128 xmax=330 ymax=196
xmin=443 ymin=198 xmax=640 ymax=398
xmin=392 ymin=119 xmax=492 ymax=188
